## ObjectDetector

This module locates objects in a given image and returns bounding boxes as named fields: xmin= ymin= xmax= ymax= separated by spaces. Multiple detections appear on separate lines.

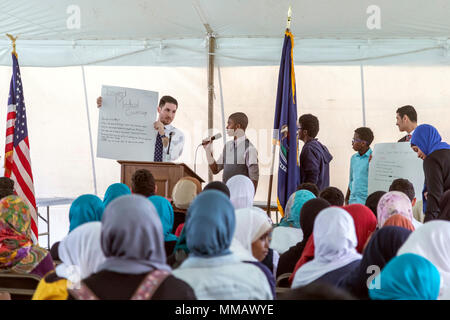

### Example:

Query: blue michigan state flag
xmin=273 ymin=31 xmax=300 ymax=217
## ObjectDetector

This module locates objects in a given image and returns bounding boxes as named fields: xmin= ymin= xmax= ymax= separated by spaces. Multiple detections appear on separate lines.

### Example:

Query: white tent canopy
xmin=1 ymin=0 xmax=450 ymax=67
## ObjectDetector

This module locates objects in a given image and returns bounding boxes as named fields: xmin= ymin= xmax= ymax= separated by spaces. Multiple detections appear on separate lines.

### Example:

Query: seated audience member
xmin=231 ymin=207 xmax=275 ymax=298
xmin=33 ymin=222 xmax=106 ymax=300
xmin=226 ymin=175 xmax=255 ymax=209
xmin=202 ymin=181 xmax=231 ymax=198
xmin=131 ymin=169 xmax=156 ymax=197
xmin=369 ymin=253 xmax=440 ymax=300
xmin=148 ymin=195 xmax=178 ymax=257
xmin=0 ymin=177 xmax=15 ymax=199
xmin=171 ymin=177 xmax=202 ymax=236
xmin=439 ymin=190 xmax=450 ymax=221
xmin=377 ymin=191 xmax=421 ymax=229
xmin=397 ymin=220 xmax=450 ymax=300
xmin=102 ymin=183 xmax=131 ymax=209
xmin=276 ymin=198 xmax=330 ymax=286
xmin=270 ymin=190 xmax=316 ymax=254
xmin=172 ymin=190 xmax=273 ymax=300
xmin=68 ymin=195 xmax=196 ymax=300
xmin=0 ymin=196 xmax=54 ymax=278
xmin=365 ymin=191 xmax=386 ymax=218
xmin=339 ymin=226 xmax=412 ymax=299
xmin=319 ymin=186 xmax=344 ymax=206
xmin=50 ymin=194 xmax=103 ymax=261
xmin=278 ymin=281 xmax=355 ymax=300
xmin=297 ymin=183 xmax=319 ymax=197
xmin=291 ymin=207 xmax=362 ymax=289
xmin=382 ymin=214 xmax=415 ymax=231
xmin=389 ymin=178 xmax=424 ymax=224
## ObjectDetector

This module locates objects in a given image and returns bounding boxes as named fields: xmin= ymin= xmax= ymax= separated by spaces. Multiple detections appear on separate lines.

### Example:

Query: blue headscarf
xmin=69 ymin=194 xmax=104 ymax=232
xmin=279 ymin=190 xmax=316 ymax=228
xmin=369 ymin=253 xmax=441 ymax=300
xmin=185 ymin=190 xmax=235 ymax=257
xmin=148 ymin=195 xmax=178 ymax=242
xmin=411 ymin=124 xmax=450 ymax=156
xmin=103 ymin=183 xmax=131 ymax=209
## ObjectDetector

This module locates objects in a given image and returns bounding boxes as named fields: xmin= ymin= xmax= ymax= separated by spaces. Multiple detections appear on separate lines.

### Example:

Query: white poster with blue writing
xmin=97 ymin=85 xmax=158 ymax=161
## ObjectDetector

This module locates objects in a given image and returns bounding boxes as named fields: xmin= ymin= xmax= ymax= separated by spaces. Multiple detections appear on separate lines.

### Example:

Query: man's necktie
xmin=406 ymin=134 xmax=412 ymax=142
xmin=154 ymin=133 xmax=163 ymax=162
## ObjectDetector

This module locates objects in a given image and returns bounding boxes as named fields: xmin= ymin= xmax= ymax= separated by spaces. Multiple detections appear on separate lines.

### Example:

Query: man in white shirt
xmin=97 ymin=95 xmax=184 ymax=162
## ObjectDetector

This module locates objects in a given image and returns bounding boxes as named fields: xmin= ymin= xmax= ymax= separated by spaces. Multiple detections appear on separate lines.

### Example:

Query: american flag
xmin=4 ymin=53 xmax=38 ymax=243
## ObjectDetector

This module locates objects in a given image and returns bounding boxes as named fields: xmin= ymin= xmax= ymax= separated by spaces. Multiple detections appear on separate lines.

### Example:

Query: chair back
xmin=0 ymin=273 xmax=41 ymax=300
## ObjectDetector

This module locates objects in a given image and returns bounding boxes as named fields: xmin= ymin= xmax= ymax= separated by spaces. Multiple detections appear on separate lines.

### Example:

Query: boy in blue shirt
xmin=345 ymin=127 xmax=374 ymax=205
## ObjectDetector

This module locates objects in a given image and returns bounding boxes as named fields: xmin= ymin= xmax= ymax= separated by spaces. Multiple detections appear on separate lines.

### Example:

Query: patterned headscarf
xmin=411 ymin=124 xmax=450 ymax=156
xmin=148 ymin=195 xmax=178 ymax=242
xmin=102 ymin=183 xmax=131 ymax=209
xmin=377 ymin=191 xmax=413 ymax=227
xmin=0 ymin=195 xmax=48 ymax=273
xmin=69 ymin=194 xmax=104 ymax=232
xmin=279 ymin=190 xmax=316 ymax=228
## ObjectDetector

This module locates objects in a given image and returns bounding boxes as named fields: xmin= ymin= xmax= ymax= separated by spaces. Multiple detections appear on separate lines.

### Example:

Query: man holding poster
xmin=97 ymin=94 xmax=184 ymax=162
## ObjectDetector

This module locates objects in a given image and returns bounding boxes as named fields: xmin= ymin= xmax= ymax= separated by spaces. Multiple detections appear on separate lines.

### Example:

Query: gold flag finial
xmin=286 ymin=6 xmax=292 ymax=31
xmin=6 ymin=34 xmax=18 ymax=57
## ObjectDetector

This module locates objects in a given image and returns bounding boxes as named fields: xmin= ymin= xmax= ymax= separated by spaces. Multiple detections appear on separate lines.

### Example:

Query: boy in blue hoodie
xmin=298 ymin=114 xmax=333 ymax=192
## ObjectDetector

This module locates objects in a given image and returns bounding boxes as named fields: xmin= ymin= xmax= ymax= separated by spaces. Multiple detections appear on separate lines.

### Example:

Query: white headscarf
xmin=230 ymin=207 xmax=272 ymax=262
xmin=397 ymin=220 xmax=450 ymax=300
xmin=226 ymin=175 xmax=255 ymax=209
xmin=292 ymin=207 xmax=362 ymax=288
xmin=56 ymin=221 xmax=106 ymax=280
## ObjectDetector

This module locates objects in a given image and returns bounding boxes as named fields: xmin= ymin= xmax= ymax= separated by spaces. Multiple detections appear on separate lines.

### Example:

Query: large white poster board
xmin=368 ymin=142 xmax=424 ymax=201
xmin=97 ymin=85 xmax=158 ymax=161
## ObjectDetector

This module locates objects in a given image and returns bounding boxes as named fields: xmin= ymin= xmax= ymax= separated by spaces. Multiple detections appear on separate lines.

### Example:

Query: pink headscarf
xmin=377 ymin=191 xmax=413 ymax=227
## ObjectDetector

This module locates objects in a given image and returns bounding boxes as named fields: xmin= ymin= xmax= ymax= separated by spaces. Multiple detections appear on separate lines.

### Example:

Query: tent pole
xmin=360 ymin=64 xmax=367 ymax=126
xmin=81 ymin=66 xmax=98 ymax=196
xmin=217 ymin=65 xmax=227 ymax=146
xmin=207 ymin=34 xmax=215 ymax=183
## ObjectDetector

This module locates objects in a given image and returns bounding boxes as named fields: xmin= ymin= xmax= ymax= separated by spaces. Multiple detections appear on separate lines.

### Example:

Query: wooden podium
xmin=118 ymin=161 xmax=204 ymax=198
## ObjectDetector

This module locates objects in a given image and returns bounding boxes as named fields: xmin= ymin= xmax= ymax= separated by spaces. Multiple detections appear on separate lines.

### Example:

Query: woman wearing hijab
xmin=50 ymin=194 xmax=104 ymax=261
xmin=382 ymin=214 xmax=415 ymax=231
xmin=270 ymin=190 xmax=316 ymax=254
xmin=369 ymin=253 xmax=441 ymax=300
xmin=0 ymin=196 xmax=54 ymax=278
xmin=377 ymin=191 xmax=420 ymax=229
xmin=148 ymin=195 xmax=178 ymax=257
xmin=410 ymin=124 xmax=450 ymax=222
xmin=68 ymin=194 xmax=196 ymax=300
xmin=276 ymin=198 xmax=330 ymax=284
xmin=33 ymin=222 xmax=106 ymax=300
xmin=102 ymin=183 xmax=131 ymax=209
xmin=172 ymin=190 xmax=273 ymax=300
xmin=171 ymin=177 xmax=202 ymax=236
xmin=439 ymin=190 xmax=450 ymax=221
xmin=339 ymin=226 xmax=412 ymax=299
xmin=226 ymin=175 xmax=255 ymax=209
xmin=291 ymin=207 xmax=362 ymax=289
xmin=230 ymin=207 xmax=275 ymax=298
xmin=397 ymin=220 xmax=450 ymax=300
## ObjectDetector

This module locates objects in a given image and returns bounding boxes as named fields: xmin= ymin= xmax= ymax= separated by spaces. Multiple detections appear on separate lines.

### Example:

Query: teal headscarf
xmin=103 ymin=183 xmax=131 ymax=209
xmin=69 ymin=194 xmax=104 ymax=232
xmin=148 ymin=195 xmax=178 ymax=242
xmin=369 ymin=253 xmax=441 ymax=300
xmin=279 ymin=190 xmax=316 ymax=228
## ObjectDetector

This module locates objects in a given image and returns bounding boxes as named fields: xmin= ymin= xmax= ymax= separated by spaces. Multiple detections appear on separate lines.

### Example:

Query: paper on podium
xmin=368 ymin=142 xmax=424 ymax=201
xmin=97 ymin=85 xmax=158 ymax=161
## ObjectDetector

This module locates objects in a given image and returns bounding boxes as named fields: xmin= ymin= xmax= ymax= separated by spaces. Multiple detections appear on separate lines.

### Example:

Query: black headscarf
xmin=202 ymin=181 xmax=230 ymax=198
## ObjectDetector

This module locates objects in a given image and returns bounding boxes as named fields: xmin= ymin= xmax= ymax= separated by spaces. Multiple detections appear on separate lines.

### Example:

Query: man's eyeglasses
xmin=352 ymin=138 xmax=366 ymax=144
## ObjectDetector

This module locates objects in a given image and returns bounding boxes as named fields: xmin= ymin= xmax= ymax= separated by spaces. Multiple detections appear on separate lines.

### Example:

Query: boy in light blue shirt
xmin=345 ymin=127 xmax=374 ymax=205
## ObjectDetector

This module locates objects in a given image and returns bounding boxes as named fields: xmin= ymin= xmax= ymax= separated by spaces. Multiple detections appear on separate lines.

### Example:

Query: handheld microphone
xmin=167 ymin=131 xmax=175 ymax=155
xmin=201 ymin=133 xmax=222 ymax=146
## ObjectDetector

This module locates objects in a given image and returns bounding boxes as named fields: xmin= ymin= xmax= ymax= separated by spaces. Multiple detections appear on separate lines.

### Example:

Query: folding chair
xmin=0 ymin=273 xmax=41 ymax=300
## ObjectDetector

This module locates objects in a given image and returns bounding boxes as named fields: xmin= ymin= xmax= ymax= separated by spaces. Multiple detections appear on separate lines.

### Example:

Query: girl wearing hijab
xmin=230 ymin=207 xmax=275 ymax=298
xmin=171 ymin=177 xmax=202 ymax=237
xmin=68 ymin=194 xmax=196 ymax=300
xmin=276 ymin=198 xmax=330 ymax=284
xmin=172 ymin=190 xmax=273 ymax=300
xmin=0 ymin=196 xmax=54 ymax=278
xmin=397 ymin=220 xmax=450 ymax=300
xmin=270 ymin=190 xmax=316 ymax=254
xmin=291 ymin=207 xmax=362 ymax=289
xmin=382 ymin=214 xmax=415 ymax=231
xmin=377 ymin=191 xmax=420 ymax=229
xmin=50 ymin=194 xmax=104 ymax=262
xmin=148 ymin=195 xmax=178 ymax=257
xmin=339 ymin=226 xmax=412 ymax=299
xmin=226 ymin=175 xmax=255 ymax=209
xmin=439 ymin=190 xmax=450 ymax=221
xmin=369 ymin=253 xmax=441 ymax=300
xmin=410 ymin=124 xmax=450 ymax=221
xmin=102 ymin=183 xmax=131 ymax=209
xmin=33 ymin=222 xmax=106 ymax=300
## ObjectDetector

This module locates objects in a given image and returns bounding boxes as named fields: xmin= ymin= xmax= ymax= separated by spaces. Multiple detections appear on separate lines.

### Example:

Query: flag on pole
xmin=273 ymin=31 xmax=300 ymax=217
xmin=4 ymin=52 xmax=38 ymax=242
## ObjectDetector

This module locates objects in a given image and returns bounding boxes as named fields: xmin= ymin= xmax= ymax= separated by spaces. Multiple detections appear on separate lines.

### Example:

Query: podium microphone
xmin=200 ymin=133 xmax=222 ymax=146
xmin=167 ymin=131 xmax=175 ymax=155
